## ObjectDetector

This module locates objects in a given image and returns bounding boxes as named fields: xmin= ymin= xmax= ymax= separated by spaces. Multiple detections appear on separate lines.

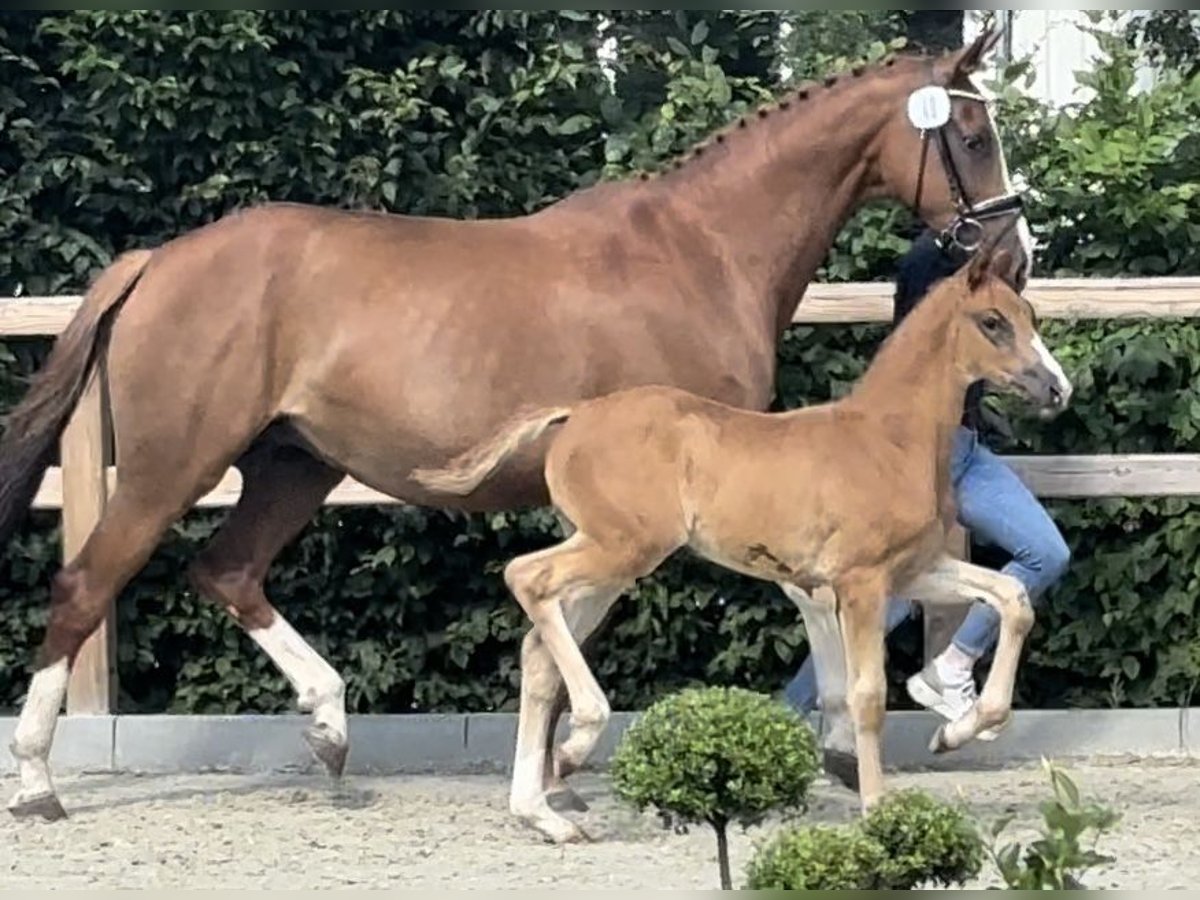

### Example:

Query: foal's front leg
xmin=900 ymin=556 xmax=1034 ymax=751
xmin=831 ymin=573 xmax=890 ymax=811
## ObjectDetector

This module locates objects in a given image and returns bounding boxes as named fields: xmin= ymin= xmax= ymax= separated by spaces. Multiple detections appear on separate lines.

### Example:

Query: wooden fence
xmin=4 ymin=275 xmax=1200 ymax=715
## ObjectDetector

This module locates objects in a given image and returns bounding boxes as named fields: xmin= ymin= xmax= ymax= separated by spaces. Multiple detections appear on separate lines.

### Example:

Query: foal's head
xmin=950 ymin=248 xmax=1072 ymax=418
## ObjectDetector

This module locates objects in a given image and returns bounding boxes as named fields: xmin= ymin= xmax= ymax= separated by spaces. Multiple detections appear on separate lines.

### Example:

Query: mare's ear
xmin=966 ymin=247 xmax=1013 ymax=291
xmin=934 ymin=26 xmax=1002 ymax=84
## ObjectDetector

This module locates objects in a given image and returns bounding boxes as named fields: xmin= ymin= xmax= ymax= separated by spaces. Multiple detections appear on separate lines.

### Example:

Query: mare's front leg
xmin=780 ymin=583 xmax=858 ymax=790
xmin=899 ymin=555 xmax=1034 ymax=752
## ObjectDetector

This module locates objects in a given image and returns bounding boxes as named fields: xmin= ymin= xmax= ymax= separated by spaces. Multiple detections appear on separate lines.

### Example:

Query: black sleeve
xmin=892 ymin=231 xmax=966 ymax=327
xmin=890 ymin=230 xmax=984 ymax=430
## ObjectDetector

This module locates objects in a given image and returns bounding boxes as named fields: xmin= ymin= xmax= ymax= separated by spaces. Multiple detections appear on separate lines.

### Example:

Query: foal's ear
xmin=966 ymin=247 xmax=1013 ymax=291
xmin=935 ymin=26 xmax=1002 ymax=83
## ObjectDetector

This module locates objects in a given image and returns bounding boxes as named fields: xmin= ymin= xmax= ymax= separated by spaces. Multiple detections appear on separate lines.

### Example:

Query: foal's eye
xmin=981 ymin=314 xmax=1002 ymax=331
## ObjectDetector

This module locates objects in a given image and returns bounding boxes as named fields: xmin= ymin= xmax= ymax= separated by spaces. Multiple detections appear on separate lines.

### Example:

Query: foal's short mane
xmin=848 ymin=269 xmax=969 ymax=397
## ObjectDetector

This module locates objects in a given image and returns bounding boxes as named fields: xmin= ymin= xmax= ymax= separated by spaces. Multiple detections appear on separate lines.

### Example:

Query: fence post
xmin=922 ymin=523 xmax=971 ymax=666
xmin=62 ymin=363 xmax=114 ymax=715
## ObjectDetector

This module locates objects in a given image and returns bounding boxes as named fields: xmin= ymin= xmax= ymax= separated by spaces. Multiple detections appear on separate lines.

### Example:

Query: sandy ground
xmin=2 ymin=757 xmax=1198 ymax=889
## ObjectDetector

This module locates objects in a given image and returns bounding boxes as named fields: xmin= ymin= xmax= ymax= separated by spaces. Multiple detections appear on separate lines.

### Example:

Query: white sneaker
xmin=906 ymin=664 xmax=1010 ymax=742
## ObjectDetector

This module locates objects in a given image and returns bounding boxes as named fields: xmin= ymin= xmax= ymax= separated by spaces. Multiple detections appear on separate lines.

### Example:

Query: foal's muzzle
xmin=1012 ymin=364 xmax=1073 ymax=420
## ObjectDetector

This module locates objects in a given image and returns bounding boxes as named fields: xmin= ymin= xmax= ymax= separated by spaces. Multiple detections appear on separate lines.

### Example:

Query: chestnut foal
xmin=412 ymin=246 xmax=1071 ymax=843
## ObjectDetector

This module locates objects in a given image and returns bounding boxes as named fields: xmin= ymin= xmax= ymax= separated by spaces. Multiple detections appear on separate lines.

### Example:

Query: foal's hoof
xmin=822 ymin=749 xmax=860 ymax=792
xmin=547 ymin=787 xmax=590 ymax=814
xmin=520 ymin=812 xmax=592 ymax=845
xmin=550 ymin=822 xmax=592 ymax=845
xmin=304 ymin=723 xmax=349 ymax=779
xmin=928 ymin=724 xmax=952 ymax=755
xmin=8 ymin=791 xmax=68 ymax=823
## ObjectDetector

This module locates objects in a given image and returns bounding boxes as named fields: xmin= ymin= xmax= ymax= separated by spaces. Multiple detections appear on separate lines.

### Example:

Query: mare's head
xmin=875 ymin=27 xmax=1032 ymax=289
xmin=948 ymin=247 xmax=1071 ymax=419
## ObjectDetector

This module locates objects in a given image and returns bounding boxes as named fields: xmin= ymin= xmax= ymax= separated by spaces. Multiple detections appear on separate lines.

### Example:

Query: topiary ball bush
xmin=745 ymin=824 xmax=889 ymax=890
xmin=610 ymin=686 xmax=820 ymax=889
xmin=610 ymin=685 xmax=820 ymax=828
xmin=860 ymin=788 xmax=984 ymax=889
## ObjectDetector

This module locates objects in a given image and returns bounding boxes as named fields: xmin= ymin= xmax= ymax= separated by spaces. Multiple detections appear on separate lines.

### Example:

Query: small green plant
xmin=988 ymin=760 xmax=1121 ymax=890
xmin=744 ymin=824 xmax=888 ymax=890
xmin=610 ymin=686 xmax=820 ymax=890
xmin=860 ymin=788 xmax=984 ymax=889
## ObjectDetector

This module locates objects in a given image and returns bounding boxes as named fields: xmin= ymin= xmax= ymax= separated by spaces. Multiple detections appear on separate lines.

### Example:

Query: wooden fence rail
xmin=5 ymin=275 xmax=1200 ymax=714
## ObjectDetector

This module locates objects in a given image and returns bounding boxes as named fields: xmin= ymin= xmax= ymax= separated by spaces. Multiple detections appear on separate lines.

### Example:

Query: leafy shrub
xmin=988 ymin=761 xmax=1120 ymax=890
xmin=610 ymin=686 xmax=819 ymax=889
xmin=744 ymin=824 xmax=888 ymax=891
xmin=860 ymin=788 xmax=984 ymax=889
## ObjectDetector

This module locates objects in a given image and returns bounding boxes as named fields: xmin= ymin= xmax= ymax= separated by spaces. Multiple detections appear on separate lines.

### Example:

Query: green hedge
xmin=2 ymin=12 xmax=1199 ymax=715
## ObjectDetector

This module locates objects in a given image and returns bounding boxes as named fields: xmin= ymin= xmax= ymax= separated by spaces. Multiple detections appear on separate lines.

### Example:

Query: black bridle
xmin=912 ymin=87 xmax=1025 ymax=256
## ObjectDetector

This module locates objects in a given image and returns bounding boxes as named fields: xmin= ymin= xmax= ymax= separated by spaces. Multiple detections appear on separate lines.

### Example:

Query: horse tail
xmin=0 ymin=249 xmax=153 ymax=546
xmin=410 ymin=405 xmax=574 ymax=497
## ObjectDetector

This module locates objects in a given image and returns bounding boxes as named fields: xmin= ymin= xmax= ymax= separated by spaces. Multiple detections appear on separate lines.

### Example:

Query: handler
xmin=782 ymin=228 xmax=1071 ymax=739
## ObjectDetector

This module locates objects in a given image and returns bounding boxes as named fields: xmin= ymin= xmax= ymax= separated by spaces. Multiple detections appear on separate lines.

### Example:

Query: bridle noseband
xmin=911 ymin=87 xmax=1025 ymax=255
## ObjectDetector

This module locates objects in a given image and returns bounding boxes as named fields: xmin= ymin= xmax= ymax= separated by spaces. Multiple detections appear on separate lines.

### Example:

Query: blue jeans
xmin=783 ymin=426 xmax=1071 ymax=713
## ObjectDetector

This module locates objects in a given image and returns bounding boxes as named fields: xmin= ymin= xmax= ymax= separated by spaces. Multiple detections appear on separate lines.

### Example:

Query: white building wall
xmin=963 ymin=9 xmax=1157 ymax=108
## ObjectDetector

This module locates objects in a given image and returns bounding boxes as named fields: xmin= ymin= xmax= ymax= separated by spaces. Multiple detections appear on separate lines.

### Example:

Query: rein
xmin=911 ymin=87 xmax=1025 ymax=256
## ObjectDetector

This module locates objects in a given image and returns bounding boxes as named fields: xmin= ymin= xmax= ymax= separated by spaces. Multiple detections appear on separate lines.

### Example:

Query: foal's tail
xmin=0 ymin=249 xmax=152 ymax=547
xmin=410 ymin=405 xmax=574 ymax=497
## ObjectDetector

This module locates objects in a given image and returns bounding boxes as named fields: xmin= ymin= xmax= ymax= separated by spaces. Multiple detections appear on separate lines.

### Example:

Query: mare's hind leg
xmin=780 ymin=583 xmax=858 ymax=790
xmin=9 ymin=478 xmax=226 ymax=820
xmin=505 ymin=533 xmax=667 ymax=844
xmin=188 ymin=445 xmax=348 ymax=775
xmin=540 ymin=511 xmax=594 ymax=813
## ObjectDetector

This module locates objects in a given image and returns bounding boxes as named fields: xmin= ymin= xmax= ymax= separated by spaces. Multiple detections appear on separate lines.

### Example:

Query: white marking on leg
xmin=782 ymin=584 xmax=854 ymax=754
xmin=509 ymin=627 xmax=585 ymax=843
xmin=1030 ymin=333 xmax=1072 ymax=403
xmin=9 ymin=658 xmax=69 ymax=803
xmin=249 ymin=616 xmax=346 ymax=740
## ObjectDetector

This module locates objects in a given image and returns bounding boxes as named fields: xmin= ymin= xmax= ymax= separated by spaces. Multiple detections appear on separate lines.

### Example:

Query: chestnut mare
xmin=413 ymin=246 xmax=1072 ymax=842
xmin=0 ymin=32 xmax=1028 ymax=821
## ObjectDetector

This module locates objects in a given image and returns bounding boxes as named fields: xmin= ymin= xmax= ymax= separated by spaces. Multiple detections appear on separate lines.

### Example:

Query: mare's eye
xmin=964 ymin=134 xmax=986 ymax=152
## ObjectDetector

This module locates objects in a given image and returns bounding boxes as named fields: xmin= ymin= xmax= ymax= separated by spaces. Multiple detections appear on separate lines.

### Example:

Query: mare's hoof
xmin=304 ymin=723 xmax=349 ymax=779
xmin=822 ymin=749 xmax=859 ymax=792
xmin=547 ymin=787 xmax=590 ymax=814
xmin=8 ymin=792 xmax=68 ymax=823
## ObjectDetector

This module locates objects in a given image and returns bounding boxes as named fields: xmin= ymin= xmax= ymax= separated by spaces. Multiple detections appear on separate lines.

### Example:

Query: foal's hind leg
xmin=8 ymin=484 xmax=215 ymax=820
xmin=188 ymin=446 xmax=348 ymax=776
xmin=522 ymin=591 xmax=622 ymax=817
xmin=504 ymin=533 xmax=663 ymax=844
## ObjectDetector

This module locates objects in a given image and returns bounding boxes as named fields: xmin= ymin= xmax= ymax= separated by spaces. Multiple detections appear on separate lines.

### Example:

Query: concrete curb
xmin=1 ymin=708 xmax=1194 ymax=777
